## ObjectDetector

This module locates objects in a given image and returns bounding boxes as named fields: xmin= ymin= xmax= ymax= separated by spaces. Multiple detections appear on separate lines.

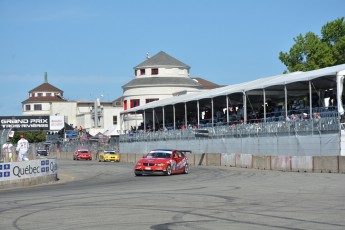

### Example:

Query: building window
xmin=130 ymin=99 xmax=140 ymax=108
xmin=113 ymin=116 xmax=117 ymax=125
xmin=37 ymin=93 xmax=43 ymax=96
xmin=34 ymin=104 xmax=42 ymax=110
xmin=124 ymin=100 xmax=127 ymax=110
xmin=46 ymin=93 xmax=51 ymax=96
xmin=146 ymin=98 xmax=159 ymax=103
xmin=25 ymin=104 xmax=31 ymax=111
xmin=140 ymin=69 xmax=145 ymax=75
xmin=151 ymin=68 xmax=158 ymax=75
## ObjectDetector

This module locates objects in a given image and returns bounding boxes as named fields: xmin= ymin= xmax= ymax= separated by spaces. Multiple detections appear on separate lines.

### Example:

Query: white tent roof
xmin=103 ymin=124 xmax=121 ymax=136
xmin=122 ymin=64 xmax=345 ymax=114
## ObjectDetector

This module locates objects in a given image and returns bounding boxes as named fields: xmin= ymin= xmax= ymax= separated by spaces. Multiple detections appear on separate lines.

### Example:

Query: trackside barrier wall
xmin=271 ymin=156 xmax=291 ymax=171
xmin=48 ymin=151 xmax=345 ymax=174
xmin=291 ymin=156 xmax=313 ymax=173
xmin=235 ymin=154 xmax=253 ymax=168
xmin=221 ymin=153 xmax=236 ymax=167
xmin=313 ymin=156 xmax=339 ymax=173
xmin=339 ymin=157 xmax=345 ymax=173
xmin=252 ymin=156 xmax=271 ymax=170
xmin=0 ymin=158 xmax=58 ymax=189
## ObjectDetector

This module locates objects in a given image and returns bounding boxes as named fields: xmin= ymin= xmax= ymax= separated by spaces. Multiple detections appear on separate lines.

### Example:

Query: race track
xmin=1 ymin=160 xmax=345 ymax=230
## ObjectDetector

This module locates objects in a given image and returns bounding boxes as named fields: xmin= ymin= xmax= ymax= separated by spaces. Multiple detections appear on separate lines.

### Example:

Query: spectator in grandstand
xmin=216 ymin=109 xmax=224 ymax=122
xmin=313 ymin=112 xmax=321 ymax=122
xmin=16 ymin=134 xmax=30 ymax=161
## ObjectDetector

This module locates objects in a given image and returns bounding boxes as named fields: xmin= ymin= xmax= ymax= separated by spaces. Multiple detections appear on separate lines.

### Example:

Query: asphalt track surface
xmin=1 ymin=160 xmax=345 ymax=230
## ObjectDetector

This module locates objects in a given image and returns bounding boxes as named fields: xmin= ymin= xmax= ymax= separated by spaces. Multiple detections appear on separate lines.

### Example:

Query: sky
xmin=0 ymin=0 xmax=344 ymax=116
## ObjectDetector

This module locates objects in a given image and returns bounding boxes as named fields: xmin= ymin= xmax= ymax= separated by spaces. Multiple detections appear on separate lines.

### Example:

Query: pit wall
xmin=0 ymin=158 xmax=58 ymax=189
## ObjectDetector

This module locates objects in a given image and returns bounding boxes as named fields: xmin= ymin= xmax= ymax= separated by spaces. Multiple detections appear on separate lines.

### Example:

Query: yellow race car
xmin=98 ymin=150 xmax=120 ymax=162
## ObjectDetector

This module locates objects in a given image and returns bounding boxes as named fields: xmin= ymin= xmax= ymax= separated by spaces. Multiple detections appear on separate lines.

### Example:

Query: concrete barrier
xmin=235 ymin=154 xmax=252 ymax=168
xmin=206 ymin=153 xmax=221 ymax=166
xmin=194 ymin=153 xmax=207 ymax=166
xmin=221 ymin=153 xmax=236 ymax=167
xmin=271 ymin=156 xmax=291 ymax=172
xmin=49 ymin=151 xmax=345 ymax=174
xmin=313 ymin=156 xmax=339 ymax=173
xmin=339 ymin=156 xmax=345 ymax=173
xmin=136 ymin=153 xmax=147 ymax=162
xmin=291 ymin=156 xmax=313 ymax=173
xmin=253 ymin=156 xmax=271 ymax=170
xmin=186 ymin=153 xmax=194 ymax=166
xmin=127 ymin=153 xmax=136 ymax=163
xmin=120 ymin=153 xmax=128 ymax=163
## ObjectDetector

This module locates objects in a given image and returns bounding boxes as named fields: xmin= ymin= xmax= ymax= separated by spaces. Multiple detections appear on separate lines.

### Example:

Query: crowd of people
xmin=128 ymin=98 xmax=338 ymax=133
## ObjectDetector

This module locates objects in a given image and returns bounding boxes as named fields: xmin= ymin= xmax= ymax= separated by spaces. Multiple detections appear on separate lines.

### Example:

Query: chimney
xmin=44 ymin=72 xmax=48 ymax=83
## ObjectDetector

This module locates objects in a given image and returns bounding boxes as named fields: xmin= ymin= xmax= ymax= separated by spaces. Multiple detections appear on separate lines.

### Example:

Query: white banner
xmin=0 ymin=159 xmax=58 ymax=181
xmin=49 ymin=116 xmax=65 ymax=131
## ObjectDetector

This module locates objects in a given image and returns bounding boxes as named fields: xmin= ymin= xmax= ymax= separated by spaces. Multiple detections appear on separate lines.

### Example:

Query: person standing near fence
xmin=16 ymin=134 xmax=29 ymax=161
xmin=2 ymin=139 xmax=14 ymax=162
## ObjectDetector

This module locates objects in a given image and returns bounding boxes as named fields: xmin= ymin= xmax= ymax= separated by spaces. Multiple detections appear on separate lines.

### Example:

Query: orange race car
xmin=134 ymin=149 xmax=191 ymax=176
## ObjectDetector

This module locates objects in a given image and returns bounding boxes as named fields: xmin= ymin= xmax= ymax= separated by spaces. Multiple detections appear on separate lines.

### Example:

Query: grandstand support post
xmin=152 ymin=108 xmax=155 ymax=131
xmin=162 ymin=106 xmax=165 ymax=130
xmin=226 ymin=95 xmax=229 ymax=125
xmin=309 ymin=81 xmax=313 ymax=133
xmin=336 ymin=70 xmax=345 ymax=116
xmin=284 ymin=86 xmax=288 ymax=120
xmin=173 ymin=105 xmax=176 ymax=130
xmin=263 ymin=89 xmax=266 ymax=123
xmin=143 ymin=110 xmax=146 ymax=133
xmin=243 ymin=91 xmax=247 ymax=124
xmin=184 ymin=102 xmax=187 ymax=128
xmin=197 ymin=100 xmax=200 ymax=128
xmin=211 ymin=98 xmax=214 ymax=127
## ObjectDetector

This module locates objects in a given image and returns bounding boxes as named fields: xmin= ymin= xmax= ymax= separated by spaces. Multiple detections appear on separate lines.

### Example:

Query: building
xmin=22 ymin=73 xmax=123 ymax=136
xmin=21 ymin=52 xmax=221 ymax=136
xmin=121 ymin=51 xmax=221 ymax=131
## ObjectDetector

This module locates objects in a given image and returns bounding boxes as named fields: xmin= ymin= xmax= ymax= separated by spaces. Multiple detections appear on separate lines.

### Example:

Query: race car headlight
xmin=156 ymin=163 xmax=165 ymax=166
xmin=136 ymin=163 xmax=142 ymax=166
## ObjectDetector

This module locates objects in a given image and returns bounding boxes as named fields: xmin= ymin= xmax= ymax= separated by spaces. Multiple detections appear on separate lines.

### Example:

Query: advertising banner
xmin=0 ymin=116 xmax=64 ymax=131
xmin=0 ymin=159 xmax=58 ymax=181
xmin=49 ymin=116 xmax=65 ymax=131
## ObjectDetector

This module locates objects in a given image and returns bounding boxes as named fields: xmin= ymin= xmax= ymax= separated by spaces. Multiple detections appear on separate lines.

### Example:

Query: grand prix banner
xmin=0 ymin=158 xmax=58 ymax=181
xmin=0 ymin=116 xmax=64 ymax=131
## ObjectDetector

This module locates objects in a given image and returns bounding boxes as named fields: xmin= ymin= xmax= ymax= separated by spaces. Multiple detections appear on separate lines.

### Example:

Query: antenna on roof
xmin=146 ymin=52 xmax=150 ymax=59
xmin=44 ymin=72 xmax=48 ymax=83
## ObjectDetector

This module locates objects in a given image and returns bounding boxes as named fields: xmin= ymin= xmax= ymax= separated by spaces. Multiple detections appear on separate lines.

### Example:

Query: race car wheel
xmin=183 ymin=164 xmax=189 ymax=174
xmin=135 ymin=172 xmax=142 ymax=176
xmin=165 ymin=165 xmax=172 ymax=176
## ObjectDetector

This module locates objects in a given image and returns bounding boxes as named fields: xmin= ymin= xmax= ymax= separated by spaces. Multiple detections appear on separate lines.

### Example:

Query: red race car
xmin=134 ymin=149 xmax=191 ymax=176
xmin=73 ymin=148 xmax=92 ymax=160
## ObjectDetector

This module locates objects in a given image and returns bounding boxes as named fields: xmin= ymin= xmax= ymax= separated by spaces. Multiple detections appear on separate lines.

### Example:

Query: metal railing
xmin=120 ymin=117 xmax=341 ymax=143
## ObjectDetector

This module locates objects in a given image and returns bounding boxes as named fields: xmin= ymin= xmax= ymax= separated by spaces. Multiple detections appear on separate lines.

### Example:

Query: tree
xmin=279 ymin=17 xmax=345 ymax=73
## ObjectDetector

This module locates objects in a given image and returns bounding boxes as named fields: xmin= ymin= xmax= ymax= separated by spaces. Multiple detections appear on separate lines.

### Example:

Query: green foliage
xmin=11 ymin=131 xmax=46 ymax=144
xmin=280 ymin=17 xmax=345 ymax=73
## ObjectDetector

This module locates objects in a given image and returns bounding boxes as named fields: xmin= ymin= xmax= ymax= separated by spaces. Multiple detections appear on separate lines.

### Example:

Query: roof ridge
xmin=135 ymin=51 xmax=190 ymax=69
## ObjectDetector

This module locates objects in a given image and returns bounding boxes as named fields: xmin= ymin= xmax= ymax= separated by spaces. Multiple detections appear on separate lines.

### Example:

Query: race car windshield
xmin=105 ymin=151 xmax=115 ymax=154
xmin=148 ymin=152 xmax=171 ymax=158
xmin=79 ymin=150 xmax=89 ymax=153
